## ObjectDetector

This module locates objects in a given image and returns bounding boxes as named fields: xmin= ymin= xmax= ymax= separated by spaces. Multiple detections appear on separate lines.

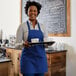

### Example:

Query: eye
xmin=29 ymin=9 xmax=32 ymax=12
xmin=34 ymin=10 xmax=37 ymax=12
xmin=29 ymin=9 xmax=37 ymax=13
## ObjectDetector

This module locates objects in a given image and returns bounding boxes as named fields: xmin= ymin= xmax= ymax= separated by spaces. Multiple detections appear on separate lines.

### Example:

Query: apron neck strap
xmin=38 ymin=22 xmax=41 ymax=31
xmin=27 ymin=21 xmax=30 ymax=30
xmin=27 ymin=21 xmax=41 ymax=31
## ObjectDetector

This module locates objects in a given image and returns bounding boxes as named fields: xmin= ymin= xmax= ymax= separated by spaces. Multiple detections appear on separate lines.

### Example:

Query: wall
xmin=0 ymin=0 xmax=20 ymax=39
xmin=0 ymin=0 xmax=76 ymax=76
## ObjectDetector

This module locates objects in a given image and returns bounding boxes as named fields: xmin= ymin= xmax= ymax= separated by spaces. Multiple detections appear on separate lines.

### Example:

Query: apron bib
xmin=20 ymin=21 xmax=48 ymax=74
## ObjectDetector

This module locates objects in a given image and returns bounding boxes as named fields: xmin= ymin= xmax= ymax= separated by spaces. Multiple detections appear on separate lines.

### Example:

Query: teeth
xmin=31 ymin=14 xmax=36 ymax=16
xmin=31 ymin=16 xmax=35 ymax=18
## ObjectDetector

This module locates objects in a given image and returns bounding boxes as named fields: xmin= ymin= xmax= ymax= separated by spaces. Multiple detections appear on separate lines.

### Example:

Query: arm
xmin=40 ymin=24 xmax=48 ymax=48
xmin=15 ymin=24 xmax=24 ymax=49
xmin=40 ymin=24 xmax=48 ymax=41
xmin=15 ymin=23 xmax=30 ymax=49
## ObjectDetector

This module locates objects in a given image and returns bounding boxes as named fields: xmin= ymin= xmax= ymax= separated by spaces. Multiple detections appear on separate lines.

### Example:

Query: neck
xmin=29 ymin=19 xmax=37 ymax=28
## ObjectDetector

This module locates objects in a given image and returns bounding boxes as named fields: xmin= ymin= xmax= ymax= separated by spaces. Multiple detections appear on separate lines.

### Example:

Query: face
xmin=28 ymin=5 xmax=38 ymax=21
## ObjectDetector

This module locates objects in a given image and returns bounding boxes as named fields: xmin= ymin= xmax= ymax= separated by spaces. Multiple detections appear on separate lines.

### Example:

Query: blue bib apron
xmin=20 ymin=21 xmax=48 ymax=74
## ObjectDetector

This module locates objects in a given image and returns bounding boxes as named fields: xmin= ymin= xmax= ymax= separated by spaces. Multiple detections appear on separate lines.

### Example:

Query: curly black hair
xmin=24 ymin=1 xmax=42 ymax=15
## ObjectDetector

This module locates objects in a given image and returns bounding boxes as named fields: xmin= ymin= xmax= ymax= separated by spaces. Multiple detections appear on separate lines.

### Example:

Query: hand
xmin=44 ymin=44 xmax=48 ymax=48
xmin=23 ymin=41 xmax=30 ymax=48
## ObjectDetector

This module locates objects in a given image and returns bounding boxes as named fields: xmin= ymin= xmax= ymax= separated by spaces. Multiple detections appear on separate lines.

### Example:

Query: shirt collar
xmin=28 ymin=20 xmax=39 ymax=26
xmin=28 ymin=20 xmax=32 ymax=25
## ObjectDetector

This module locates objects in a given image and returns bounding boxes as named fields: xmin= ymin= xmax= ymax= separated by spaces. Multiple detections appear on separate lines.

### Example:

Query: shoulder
xmin=39 ymin=23 xmax=45 ymax=30
xmin=19 ymin=22 xmax=27 ymax=28
xmin=18 ymin=22 xmax=28 ymax=29
xmin=17 ymin=22 xmax=28 ymax=32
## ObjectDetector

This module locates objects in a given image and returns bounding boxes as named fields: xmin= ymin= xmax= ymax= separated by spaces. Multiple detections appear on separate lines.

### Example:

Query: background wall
xmin=0 ymin=0 xmax=20 ymax=38
xmin=0 ymin=0 xmax=76 ymax=76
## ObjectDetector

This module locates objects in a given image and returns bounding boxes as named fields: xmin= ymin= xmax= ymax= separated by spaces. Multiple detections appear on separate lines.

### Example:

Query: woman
xmin=16 ymin=1 xmax=48 ymax=76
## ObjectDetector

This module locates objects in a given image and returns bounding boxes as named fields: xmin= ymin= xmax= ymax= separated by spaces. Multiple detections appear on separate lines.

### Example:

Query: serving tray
xmin=28 ymin=41 xmax=55 ymax=46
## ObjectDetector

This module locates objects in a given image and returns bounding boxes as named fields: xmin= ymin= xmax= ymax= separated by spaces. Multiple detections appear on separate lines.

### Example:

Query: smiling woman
xmin=16 ymin=1 xmax=48 ymax=76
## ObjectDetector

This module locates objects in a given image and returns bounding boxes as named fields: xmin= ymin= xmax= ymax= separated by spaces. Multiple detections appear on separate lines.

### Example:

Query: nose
xmin=31 ymin=11 xmax=35 ymax=14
